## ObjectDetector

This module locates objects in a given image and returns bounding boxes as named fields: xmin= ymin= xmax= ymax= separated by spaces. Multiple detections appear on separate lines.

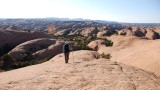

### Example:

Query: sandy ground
xmin=0 ymin=50 xmax=160 ymax=90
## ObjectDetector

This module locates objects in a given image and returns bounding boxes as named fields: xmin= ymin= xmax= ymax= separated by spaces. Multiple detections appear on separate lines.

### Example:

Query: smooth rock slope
xmin=0 ymin=50 xmax=160 ymax=90
xmin=97 ymin=35 xmax=160 ymax=76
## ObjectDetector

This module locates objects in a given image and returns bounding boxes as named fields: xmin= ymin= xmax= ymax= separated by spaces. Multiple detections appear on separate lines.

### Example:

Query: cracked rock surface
xmin=0 ymin=50 xmax=160 ymax=90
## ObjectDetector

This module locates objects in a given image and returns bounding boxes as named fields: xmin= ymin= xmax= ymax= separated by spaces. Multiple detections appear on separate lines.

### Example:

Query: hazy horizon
xmin=0 ymin=0 xmax=159 ymax=23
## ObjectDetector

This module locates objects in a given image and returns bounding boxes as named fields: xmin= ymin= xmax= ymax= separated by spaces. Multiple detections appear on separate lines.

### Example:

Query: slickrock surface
xmin=0 ymin=50 xmax=160 ymax=90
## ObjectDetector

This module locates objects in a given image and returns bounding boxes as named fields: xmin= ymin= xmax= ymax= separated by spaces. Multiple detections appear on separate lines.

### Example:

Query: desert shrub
xmin=128 ymin=26 xmax=133 ymax=30
xmin=120 ymin=32 xmax=126 ymax=36
xmin=38 ymin=57 xmax=51 ymax=63
xmin=53 ymin=35 xmax=95 ymax=50
xmin=104 ymin=30 xmax=118 ymax=36
xmin=12 ymin=61 xmax=31 ymax=69
xmin=11 ymin=57 xmax=51 ymax=69
xmin=103 ymin=39 xmax=113 ymax=46
xmin=21 ymin=51 xmax=33 ymax=61
xmin=80 ymin=45 xmax=93 ymax=50
xmin=1 ymin=54 xmax=14 ymax=70
xmin=112 ymin=30 xmax=118 ymax=35
xmin=101 ymin=52 xmax=111 ymax=59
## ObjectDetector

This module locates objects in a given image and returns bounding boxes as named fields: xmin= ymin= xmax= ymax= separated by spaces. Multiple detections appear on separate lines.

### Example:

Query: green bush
xmin=1 ymin=54 xmax=14 ymax=70
xmin=80 ymin=45 xmax=93 ymax=50
xmin=101 ymin=52 xmax=111 ymax=59
xmin=120 ymin=32 xmax=126 ymax=36
xmin=38 ymin=57 xmax=51 ymax=63
xmin=11 ymin=57 xmax=51 ymax=69
xmin=103 ymin=39 xmax=113 ymax=46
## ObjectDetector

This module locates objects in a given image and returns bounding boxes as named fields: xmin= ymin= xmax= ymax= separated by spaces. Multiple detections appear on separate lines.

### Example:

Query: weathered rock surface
xmin=54 ymin=29 xmax=71 ymax=36
xmin=97 ymin=30 xmax=110 ymax=37
xmin=0 ymin=50 xmax=160 ymax=90
xmin=145 ymin=29 xmax=159 ymax=40
xmin=8 ymin=38 xmax=55 ymax=60
xmin=132 ymin=27 xmax=145 ymax=37
xmin=88 ymin=40 xmax=105 ymax=50
xmin=117 ymin=27 xmax=160 ymax=40
xmin=98 ymin=35 xmax=160 ymax=76
xmin=80 ymin=27 xmax=98 ymax=37
xmin=32 ymin=41 xmax=64 ymax=60
xmin=118 ymin=29 xmax=133 ymax=36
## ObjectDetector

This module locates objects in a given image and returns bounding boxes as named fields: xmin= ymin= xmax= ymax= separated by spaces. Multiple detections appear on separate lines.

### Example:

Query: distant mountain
xmin=122 ymin=23 xmax=160 ymax=27
xmin=94 ymin=20 xmax=118 ymax=24
xmin=43 ymin=17 xmax=118 ymax=24
xmin=0 ymin=17 xmax=160 ymax=25
xmin=0 ymin=17 xmax=118 ymax=24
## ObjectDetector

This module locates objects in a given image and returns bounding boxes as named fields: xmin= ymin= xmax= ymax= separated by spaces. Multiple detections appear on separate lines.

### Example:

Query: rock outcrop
xmin=132 ymin=27 xmax=145 ymax=37
xmin=97 ymin=30 xmax=111 ymax=37
xmin=145 ymin=29 xmax=159 ymax=40
xmin=98 ymin=35 xmax=160 ymax=76
xmin=118 ymin=29 xmax=133 ymax=36
xmin=88 ymin=40 xmax=105 ymax=50
xmin=8 ymin=38 xmax=55 ymax=60
xmin=47 ymin=25 xmax=57 ymax=34
xmin=54 ymin=29 xmax=71 ymax=36
xmin=117 ymin=26 xmax=160 ymax=40
xmin=32 ymin=41 xmax=64 ymax=60
xmin=0 ymin=50 xmax=160 ymax=90
xmin=80 ymin=27 xmax=98 ymax=37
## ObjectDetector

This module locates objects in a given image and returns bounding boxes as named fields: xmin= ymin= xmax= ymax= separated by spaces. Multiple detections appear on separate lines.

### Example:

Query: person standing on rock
xmin=63 ymin=42 xmax=71 ymax=63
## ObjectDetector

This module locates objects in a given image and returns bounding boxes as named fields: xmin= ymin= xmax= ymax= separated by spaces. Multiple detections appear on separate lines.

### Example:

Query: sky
xmin=0 ymin=0 xmax=159 ymax=23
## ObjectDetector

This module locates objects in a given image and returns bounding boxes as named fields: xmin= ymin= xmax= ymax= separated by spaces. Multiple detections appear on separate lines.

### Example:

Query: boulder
xmin=88 ymin=40 xmax=105 ymax=50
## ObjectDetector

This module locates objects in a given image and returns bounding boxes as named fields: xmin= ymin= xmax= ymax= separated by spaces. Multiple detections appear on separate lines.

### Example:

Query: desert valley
xmin=0 ymin=18 xmax=160 ymax=90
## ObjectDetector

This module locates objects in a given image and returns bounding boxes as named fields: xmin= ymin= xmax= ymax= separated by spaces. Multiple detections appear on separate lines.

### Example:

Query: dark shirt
xmin=63 ymin=43 xmax=70 ymax=53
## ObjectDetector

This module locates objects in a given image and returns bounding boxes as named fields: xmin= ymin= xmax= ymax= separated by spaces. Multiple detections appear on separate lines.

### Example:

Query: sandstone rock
xmin=155 ymin=27 xmax=160 ymax=33
xmin=88 ymin=40 xmax=105 ymax=50
xmin=98 ymin=35 xmax=160 ymax=76
xmin=0 ymin=50 xmax=160 ymax=90
xmin=47 ymin=25 xmax=57 ymax=34
xmin=32 ymin=41 xmax=64 ymax=60
xmin=54 ymin=29 xmax=71 ymax=36
xmin=68 ymin=29 xmax=82 ymax=36
xmin=139 ymin=27 xmax=147 ymax=34
xmin=155 ymin=27 xmax=160 ymax=38
xmin=132 ymin=27 xmax=145 ymax=37
xmin=81 ymin=27 xmax=98 ymax=37
xmin=97 ymin=30 xmax=111 ymax=37
xmin=118 ymin=29 xmax=126 ymax=35
xmin=8 ymin=38 xmax=55 ymax=60
xmin=118 ymin=29 xmax=133 ymax=36
xmin=145 ymin=29 xmax=159 ymax=40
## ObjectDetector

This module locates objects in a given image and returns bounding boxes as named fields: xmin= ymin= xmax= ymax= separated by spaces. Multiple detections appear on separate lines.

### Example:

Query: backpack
xmin=63 ymin=44 xmax=70 ymax=53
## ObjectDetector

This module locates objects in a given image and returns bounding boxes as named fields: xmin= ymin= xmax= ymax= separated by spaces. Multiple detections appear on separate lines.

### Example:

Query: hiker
xmin=63 ymin=42 xmax=70 ymax=63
